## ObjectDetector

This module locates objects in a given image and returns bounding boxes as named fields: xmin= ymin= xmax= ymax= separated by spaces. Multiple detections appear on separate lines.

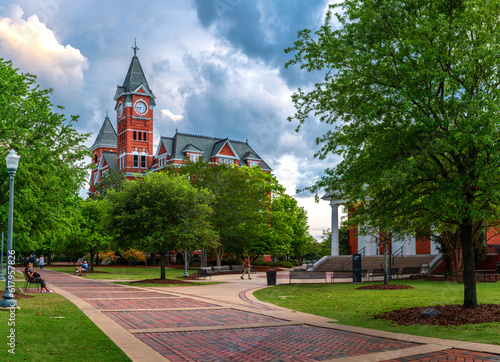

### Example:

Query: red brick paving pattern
xmin=386 ymin=349 xmax=500 ymax=361
xmin=136 ymin=324 xmax=419 ymax=361
xmin=87 ymin=297 xmax=220 ymax=310
xmin=37 ymin=269 xmax=500 ymax=361
xmin=72 ymin=291 xmax=177 ymax=299
xmin=103 ymin=309 xmax=286 ymax=330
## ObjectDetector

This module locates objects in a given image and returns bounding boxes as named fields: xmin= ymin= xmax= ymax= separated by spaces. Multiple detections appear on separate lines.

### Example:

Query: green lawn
xmin=0 ymin=291 xmax=130 ymax=361
xmin=46 ymin=265 xmax=193 ymax=280
xmin=254 ymin=280 xmax=500 ymax=345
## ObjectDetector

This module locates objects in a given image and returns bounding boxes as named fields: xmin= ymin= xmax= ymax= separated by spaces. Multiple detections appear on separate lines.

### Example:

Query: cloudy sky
xmin=0 ymin=0 xmax=344 ymax=240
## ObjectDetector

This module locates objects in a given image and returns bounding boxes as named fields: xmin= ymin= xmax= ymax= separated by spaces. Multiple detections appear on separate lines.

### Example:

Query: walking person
xmin=39 ymin=255 xmax=44 ymax=269
xmin=241 ymin=256 xmax=252 ymax=280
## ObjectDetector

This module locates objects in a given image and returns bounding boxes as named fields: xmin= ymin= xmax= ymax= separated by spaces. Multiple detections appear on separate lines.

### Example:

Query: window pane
xmin=133 ymin=155 xmax=139 ymax=168
xmin=141 ymin=155 xmax=146 ymax=168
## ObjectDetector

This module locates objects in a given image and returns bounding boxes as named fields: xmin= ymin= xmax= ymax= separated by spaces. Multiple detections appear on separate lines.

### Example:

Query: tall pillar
xmin=330 ymin=202 xmax=340 ymax=256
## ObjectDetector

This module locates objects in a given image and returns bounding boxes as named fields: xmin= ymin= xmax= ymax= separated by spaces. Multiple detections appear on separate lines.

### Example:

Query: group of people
xmin=27 ymin=253 xmax=45 ymax=269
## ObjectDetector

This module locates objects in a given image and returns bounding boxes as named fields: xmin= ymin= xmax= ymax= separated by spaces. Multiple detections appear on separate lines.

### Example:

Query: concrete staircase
xmin=312 ymin=255 xmax=438 ymax=272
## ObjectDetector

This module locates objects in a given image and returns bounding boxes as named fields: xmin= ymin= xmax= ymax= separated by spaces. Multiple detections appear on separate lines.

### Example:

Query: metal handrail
xmin=342 ymin=247 xmax=365 ymax=271
xmin=392 ymin=245 xmax=404 ymax=264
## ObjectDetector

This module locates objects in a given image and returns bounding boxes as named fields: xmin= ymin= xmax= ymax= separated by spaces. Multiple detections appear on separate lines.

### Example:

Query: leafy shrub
xmin=123 ymin=249 xmax=146 ymax=266
xmin=99 ymin=250 xmax=118 ymax=265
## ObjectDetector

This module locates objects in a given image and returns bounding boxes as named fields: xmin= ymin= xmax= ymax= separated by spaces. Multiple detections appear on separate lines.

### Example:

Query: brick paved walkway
xmin=40 ymin=269 xmax=500 ymax=362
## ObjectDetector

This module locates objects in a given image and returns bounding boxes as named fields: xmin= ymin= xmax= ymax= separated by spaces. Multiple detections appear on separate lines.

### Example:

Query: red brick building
xmin=90 ymin=50 xmax=270 ymax=192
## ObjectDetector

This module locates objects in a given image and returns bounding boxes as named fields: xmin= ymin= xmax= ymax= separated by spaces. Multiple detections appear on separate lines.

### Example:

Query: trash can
xmin=266 ymin=269 xmax=277 ymax=285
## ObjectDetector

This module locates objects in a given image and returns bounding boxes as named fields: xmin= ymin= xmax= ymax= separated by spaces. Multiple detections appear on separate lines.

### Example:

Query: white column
xmin=330 ymin=202 xmax=340 ymax=256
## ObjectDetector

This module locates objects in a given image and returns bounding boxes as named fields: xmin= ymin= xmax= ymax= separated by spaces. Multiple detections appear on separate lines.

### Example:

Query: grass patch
xmin=46 ymin=266 xmax=193 ymax=280
xmin=254 ymin=280 xmax=500 ymax=345
xmin=0 ymin=290 xmax=130 ymax=361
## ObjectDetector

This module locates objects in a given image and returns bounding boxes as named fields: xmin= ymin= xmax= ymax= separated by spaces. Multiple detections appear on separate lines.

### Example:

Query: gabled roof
xmin=98 ymin=151 xmax=117 ymax=171
xmin=156 ymin=132 xmax=272 ymax=171
xmin=183 ymin=143 xmax=203 ymax=153
xmin=91 ymin=114 xmax=117 ymax=151
xmin=242 ymin=151 xmax=261 ymax=160
xmin=115 ymin=55 xmax=156 ymax=106
xmin=212 ymin=139 xmax=238 ymax=159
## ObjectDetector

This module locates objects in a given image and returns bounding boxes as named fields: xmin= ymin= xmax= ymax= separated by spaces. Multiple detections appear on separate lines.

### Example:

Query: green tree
xmin=272 ymin=194 xmax=315 ymax=263
xmin=286 ymin=0 xmax=500 ymax=307
xmin=106 ymin=172 xmax=218 ymax=279
xmin=0 ymin=59 xmax=90 ymax=254
xmin=92 ymin=168 xmax=126 ymax=198
xmin=167 ymin=162 xmax=285 ymax=265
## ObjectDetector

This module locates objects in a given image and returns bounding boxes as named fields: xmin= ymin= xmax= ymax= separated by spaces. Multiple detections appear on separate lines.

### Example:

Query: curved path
xmin=40 ymin=269 xmax=500 ymax=362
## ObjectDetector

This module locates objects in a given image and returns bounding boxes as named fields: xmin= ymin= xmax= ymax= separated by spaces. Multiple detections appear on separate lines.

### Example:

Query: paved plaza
xmin=38 ymin=269 xmax=500 ymax=361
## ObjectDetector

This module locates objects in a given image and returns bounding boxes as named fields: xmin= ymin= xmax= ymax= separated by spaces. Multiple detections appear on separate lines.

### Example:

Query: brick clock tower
xmin=114 ymin=43 xmax=155 ymax=178
xmin=89 ymin=43 xmax=271 ymax=194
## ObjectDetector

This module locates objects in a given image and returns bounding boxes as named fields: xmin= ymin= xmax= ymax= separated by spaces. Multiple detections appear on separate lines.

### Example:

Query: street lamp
xmin=0 ymin=149 xmax=20 ymax=308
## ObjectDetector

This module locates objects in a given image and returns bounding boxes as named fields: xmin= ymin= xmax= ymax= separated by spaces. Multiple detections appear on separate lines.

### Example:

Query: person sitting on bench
xmin=25 ymin=262 xmax=52 ymax=293
xmin=77 ymin=260 xmax=89 ymax=275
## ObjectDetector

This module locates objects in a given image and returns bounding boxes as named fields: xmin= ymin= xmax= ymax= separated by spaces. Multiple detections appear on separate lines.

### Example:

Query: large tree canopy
xmin=106 ymin=172 xmax=219 ymax=279
xmin=167 ymin=162 xmax=287 ymax=264
xmin=286 ymin=0 xmax=500 ymax=308
xmin=0 ymin=59 xmax=90 ymax=253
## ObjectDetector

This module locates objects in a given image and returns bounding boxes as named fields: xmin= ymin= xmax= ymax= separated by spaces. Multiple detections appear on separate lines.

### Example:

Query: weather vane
xmin=132 ymin=38 xmax=139 ymax=56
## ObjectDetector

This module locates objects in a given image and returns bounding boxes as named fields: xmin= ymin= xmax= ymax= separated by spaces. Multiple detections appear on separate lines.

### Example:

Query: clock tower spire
xmin=114 ymin=43 xmax=156 ymax=177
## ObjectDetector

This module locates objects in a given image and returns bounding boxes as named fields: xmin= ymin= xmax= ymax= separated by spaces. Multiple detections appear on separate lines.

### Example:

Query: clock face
xmin=118 ymin=103 xmax=123 ymax=117
xmin=135 ymin=101 xmax=147 ymax=115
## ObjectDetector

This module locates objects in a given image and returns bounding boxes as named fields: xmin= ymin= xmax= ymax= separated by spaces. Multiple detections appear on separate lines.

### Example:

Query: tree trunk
xmin=460 ymin=218 xmax=477 ymax=309
xmin=89 ymin=248 xmax=95 ymax=271
xmin=383 ymin=239 xmax=389 ymax=285
xmin=215 ymin=245 xmax=225 ymax=267
xmin=160 ymin=251 xmax=166 ymax=279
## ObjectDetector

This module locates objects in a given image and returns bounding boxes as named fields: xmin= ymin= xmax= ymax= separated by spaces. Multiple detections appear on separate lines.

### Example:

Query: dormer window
xmin=218 ymin=158 xmax=234 ymax=165
xmin=189 ymin=154 xmax=200 ymax=163
xmin=248 ymin=160 xmax=259 ymax=167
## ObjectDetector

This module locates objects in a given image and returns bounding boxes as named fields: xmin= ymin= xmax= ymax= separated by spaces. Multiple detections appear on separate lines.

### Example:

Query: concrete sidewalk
xmin=40 ymin=269 xmax=500 ymax=361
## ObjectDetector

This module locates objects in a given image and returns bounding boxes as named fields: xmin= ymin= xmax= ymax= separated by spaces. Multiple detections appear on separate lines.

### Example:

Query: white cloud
xmin=0 ymin=5 xmax=88 ymax=96
xmin=160 ymin=109 xmax=184 ymax=122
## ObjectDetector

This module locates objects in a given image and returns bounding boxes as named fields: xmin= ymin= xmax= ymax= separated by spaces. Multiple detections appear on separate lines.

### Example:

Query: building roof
xmin=101 ymin=151 xmax=117 ymax=171
xmin=155 ymin=132 xmax=271 ymax=171
xmin=115 ymin=55 xmax=156 ymax=106
xmin=91 ymin=114 xmax=117 ymax=151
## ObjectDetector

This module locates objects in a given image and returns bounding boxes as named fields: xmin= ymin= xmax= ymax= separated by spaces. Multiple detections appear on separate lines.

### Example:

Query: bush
xmin=123 ymin=249 xmax=146 ymax=266
xmin=99 ymin=250 xmax=118 ymax=265
xmin=278 ymin=261 xmax=294 ymax=268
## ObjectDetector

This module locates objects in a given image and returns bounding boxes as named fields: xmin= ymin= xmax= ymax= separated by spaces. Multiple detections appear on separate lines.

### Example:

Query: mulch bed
xmin=14 ymin=292 xmax=34 ymax=299
xmin=376 ymin=304 xmax=500 ymax=326
xmin=360 ymin=279 xmax=500 ymax=326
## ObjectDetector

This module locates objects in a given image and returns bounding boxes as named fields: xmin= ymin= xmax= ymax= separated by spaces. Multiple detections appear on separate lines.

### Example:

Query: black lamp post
xmin=0 ymin=150 xmax=20 ymax=308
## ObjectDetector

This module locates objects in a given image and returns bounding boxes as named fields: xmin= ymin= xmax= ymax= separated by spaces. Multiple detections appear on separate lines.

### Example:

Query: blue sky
xmin=0 ymin=0 xmax=343 ymax=239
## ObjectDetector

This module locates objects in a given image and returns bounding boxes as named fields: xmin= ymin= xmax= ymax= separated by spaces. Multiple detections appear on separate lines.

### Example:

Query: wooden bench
xmin=390 ymin=267 xmax=400 ymax=280
xmin=232 ymin=265 xmax=244 ymax=273
xmin=232 ymin=265 xmax=256 ymax=274
xmin=370 ymin=269 xmax=385 ymax=281
xmin=331 ymin=270 xmax=351 ymax=282
xmin=289 ymin=271 xmax=327 ymax=284
xmin=213 ymin=265 xmax=231 ymax=274
xmin=22 ymin=270 xmax=42 ymax=292
xmin=400 ymin=267 xmax=421 ymax=277
xmin=197 ymin=267 xmax=214 ymax=280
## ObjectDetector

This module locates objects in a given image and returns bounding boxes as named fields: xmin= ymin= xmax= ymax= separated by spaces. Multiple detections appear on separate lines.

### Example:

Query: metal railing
xmin=341 ymin=247 xmax=365 ymax=271
xmin=392 ymin=245 xmax=404 ymax=264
